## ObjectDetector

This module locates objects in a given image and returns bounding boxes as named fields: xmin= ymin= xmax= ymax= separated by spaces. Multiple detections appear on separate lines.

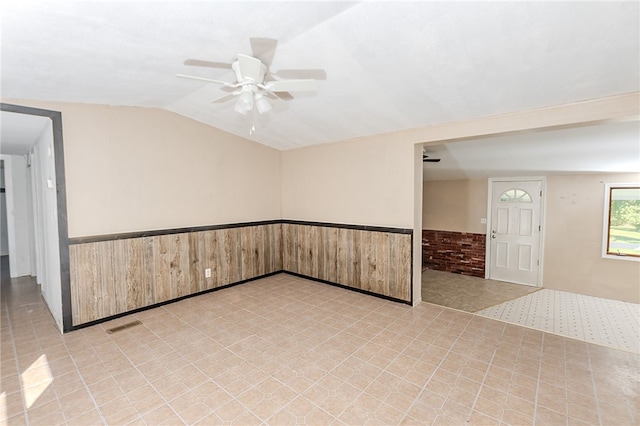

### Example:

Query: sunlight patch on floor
xmin=20 ymin=354 xmax=53 ymax=408
xmin=0 ymin=392 xmax=7 ymax=421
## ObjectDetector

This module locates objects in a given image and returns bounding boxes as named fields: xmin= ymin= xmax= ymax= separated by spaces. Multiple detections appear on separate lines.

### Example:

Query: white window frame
xmin=602 ymin=182 xmax=640 ymax=262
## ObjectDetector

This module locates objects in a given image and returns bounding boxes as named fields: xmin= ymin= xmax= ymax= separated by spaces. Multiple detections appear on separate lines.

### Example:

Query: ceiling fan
xmin=176 ymin=38 xmax=325 ymax=115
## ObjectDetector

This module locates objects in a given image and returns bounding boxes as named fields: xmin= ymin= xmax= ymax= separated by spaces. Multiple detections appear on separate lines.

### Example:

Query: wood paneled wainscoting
xmin=282 ymin=222 xmax=412 ymax=302
xmin=68 ymin=221 xmax=413 ymax=328
xmin=69 ymin=223 xmax=283 ymax=327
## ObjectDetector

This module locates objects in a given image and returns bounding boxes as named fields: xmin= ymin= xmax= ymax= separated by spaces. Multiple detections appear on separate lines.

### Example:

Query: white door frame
xmin=2 ymin=156 xmax=18 ymax=276
xmin=2 ymin=154 xmax=38 ymax=279
xmin=485 ymin=176 xmax=546 ymax=287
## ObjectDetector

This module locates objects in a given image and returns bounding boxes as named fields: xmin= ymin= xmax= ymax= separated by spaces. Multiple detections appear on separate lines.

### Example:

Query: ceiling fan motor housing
xmin=232 ymin=57 xmax=267 ymax=84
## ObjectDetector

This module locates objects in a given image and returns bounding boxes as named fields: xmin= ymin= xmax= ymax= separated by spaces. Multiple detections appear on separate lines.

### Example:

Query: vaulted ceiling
xmin=2 ymin=1 xmax=638 ymax=152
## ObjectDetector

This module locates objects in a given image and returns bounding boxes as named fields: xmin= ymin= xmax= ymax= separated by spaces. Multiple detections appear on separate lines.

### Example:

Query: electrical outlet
xmin=205 ymin=268 xmax=211 ymax=278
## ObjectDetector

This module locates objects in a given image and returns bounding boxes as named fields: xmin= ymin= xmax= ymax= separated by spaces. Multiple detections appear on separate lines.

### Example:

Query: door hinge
xmin=540 ymin=190 xmax=543 ymax=197
xmin=538 ymin=225 xmax=541 ymax=231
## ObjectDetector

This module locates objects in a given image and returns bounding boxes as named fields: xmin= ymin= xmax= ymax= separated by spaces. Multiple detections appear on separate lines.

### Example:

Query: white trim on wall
xmin=1 ymin=155 xmax=34 ymax=278
xmin=2 ymin=156 xmax=17 ymax=274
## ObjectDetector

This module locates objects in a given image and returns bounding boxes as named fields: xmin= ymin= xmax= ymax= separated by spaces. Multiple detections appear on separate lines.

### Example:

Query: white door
xmin=488 ymin=179 xmax=543 ymax=286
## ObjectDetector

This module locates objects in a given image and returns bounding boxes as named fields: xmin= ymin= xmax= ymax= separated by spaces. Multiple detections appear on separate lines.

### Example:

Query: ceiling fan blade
xmin=211 ymin=93 xmax=238 ymax=104
xmin=274 ymin=69 xmax=327 ymax=80
xmin=275 ymin=92 xmax=294 ymax=101
xmin=176 ymin=74 xmax=235 ymax=86
xmin=250 ymin=38 xmax=278 ymax=67
xmin=262 ymin=91 xmax=294 ymax=101
xmin=237 ymin=53 xmax=263 ymax=82
xmin=184 ymin=59 xmax=232 ymax=69
xmin=265 ymin=79 xmax=317 ymax=92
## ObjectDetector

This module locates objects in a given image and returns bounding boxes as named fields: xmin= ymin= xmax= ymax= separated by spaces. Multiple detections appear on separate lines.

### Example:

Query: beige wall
xmin=281 ymin=136 xmax=416 ymax=228
xmin=544 ymin=173 xmax=640 ymax=303
xmin=6 ymin=101 xmax=282 ymax=237
xmin=422 ymin=179 xmax=488 ymax=234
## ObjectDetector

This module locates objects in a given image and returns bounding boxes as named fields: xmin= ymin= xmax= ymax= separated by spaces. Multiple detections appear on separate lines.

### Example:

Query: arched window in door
xmin=498 ymin=189 xmax=532 ymax=203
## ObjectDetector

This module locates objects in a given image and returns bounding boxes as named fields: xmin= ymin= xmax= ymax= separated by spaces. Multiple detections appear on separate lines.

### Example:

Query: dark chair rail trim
xmin=68 ymin=219 xmax=413 ymax=245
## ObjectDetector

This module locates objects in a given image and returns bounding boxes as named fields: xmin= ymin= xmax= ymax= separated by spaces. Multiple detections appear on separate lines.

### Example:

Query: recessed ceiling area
xmin=1 ymin=2 xmax=638 ymax=150
xmin=422 ymin=120 xmax=640 ymax=181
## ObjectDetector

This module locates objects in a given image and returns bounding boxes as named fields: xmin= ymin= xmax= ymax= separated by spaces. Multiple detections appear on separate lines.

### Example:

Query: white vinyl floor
xmin=476 ymin=289 xmax=640 ymax=354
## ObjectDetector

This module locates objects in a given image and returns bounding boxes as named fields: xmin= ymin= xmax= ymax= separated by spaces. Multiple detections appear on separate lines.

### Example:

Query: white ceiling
xmin=1 ymin=1 xmax=638 ymax=151
xmin=0 ymin=112 xmax=50 ymax=155
xmin=422 ymin=120 xmax=640 ymax=181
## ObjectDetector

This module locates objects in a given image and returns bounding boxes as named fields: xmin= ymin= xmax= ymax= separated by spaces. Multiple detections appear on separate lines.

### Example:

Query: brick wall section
xmin=422 ymin=230 xmax=486 ymax=278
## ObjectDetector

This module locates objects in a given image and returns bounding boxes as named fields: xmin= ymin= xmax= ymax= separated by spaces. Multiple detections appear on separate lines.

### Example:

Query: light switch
xmin=47 ymin=179 xmax=54 ymax=189
xmin=480 ymin=218 xmax=487 ymax=224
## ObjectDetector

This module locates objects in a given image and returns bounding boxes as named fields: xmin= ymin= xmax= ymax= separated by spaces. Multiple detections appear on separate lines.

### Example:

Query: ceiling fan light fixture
xmin=255 ymin=93 xmax=272 ymax=114
xmin=180 ymin=44 xmax=321 ymax=116
xmin=234 ymin=89 xmax=254 ymax=114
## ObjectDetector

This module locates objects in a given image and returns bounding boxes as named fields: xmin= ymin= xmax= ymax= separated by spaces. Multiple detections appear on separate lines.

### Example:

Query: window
xmin=498 ymin=189 xmax=532 ymax=203
xmin=603 ymin=183 xmax=640 ymax=260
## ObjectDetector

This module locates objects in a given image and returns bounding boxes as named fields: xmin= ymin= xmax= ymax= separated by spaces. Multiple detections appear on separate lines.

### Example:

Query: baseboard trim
xmin=66 ymin=271 xmax=282 ymax=332
xmin=66 ymin=269 xmax=414 ymax=332
xmin=283 ymin=271 xmax=413 ymax=306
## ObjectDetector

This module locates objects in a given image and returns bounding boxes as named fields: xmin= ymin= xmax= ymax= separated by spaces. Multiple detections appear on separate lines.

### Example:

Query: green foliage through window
xmin=607 ymin=186 xmax=640 ymax=258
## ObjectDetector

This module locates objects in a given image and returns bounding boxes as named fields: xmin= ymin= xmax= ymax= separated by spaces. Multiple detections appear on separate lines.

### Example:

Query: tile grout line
xmin=585 ymin=344 xmax=604 ymax=426
xmin=30 ymin=325 xmax=67 ymax=424
xmin=130 ymin=319 xmax=230 ymax=424
xmin=325 ymin=309 xmax=449 ymax=422
xmin=464 ymin=345 xmax=498 ymax=423
xmin=531 ymin=332 xmax=545 ymax=426
xmin=261 ymin=303 xmax=399 ymax=422
xmin=258 ymin=305 xmax=466 ymax=424
xmin=60 ymin=337 xmax=109 ymax=425
xmin=92 ymin=318 xmax=197 ymax=424
xmin=166 ymin=295 xmax=331 ymax=424
xmin=258 ymin=303 xmax=415 ymax=423
xmin=2 ymin=300 xmax=31 ymax=426
xmin=400 ymin=313 xmax=474 ymax=424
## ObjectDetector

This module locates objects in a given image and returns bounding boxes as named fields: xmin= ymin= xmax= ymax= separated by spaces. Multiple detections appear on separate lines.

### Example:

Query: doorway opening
xmin=0 ymin=103 xmax=70 ymax=332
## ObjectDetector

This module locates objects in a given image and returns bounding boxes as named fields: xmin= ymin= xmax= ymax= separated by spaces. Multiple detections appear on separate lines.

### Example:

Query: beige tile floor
xmin=2 ymin=273 xmax=639 ymax=425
